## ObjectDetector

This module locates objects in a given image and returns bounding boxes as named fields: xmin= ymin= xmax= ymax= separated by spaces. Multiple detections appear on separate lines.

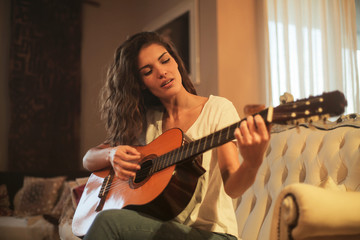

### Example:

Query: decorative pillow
xmin=14 ymin=176 xmax=66 ymax=217
xmin=0 ymin=184 xmax=13 ymax=216
xmin=51 ymin=181 xmax=72 ymax=220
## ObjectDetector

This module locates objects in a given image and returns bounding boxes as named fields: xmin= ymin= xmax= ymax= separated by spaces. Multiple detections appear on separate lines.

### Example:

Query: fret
xmin=185 ymin=143 xmax=190 ymax=159
xmin=178 ymin=145 xmax=184 ymax=161
xmin=150 ymin=159 xmax=155 ymax=174
xmin=232 ymin=123 xmax=238 ymax=138
xmin=207 ymin=134 xmax=213 ymax=149
xmin=210 ymin=133 xmax=214 ymax=147
xmin=173 ymin=148 xmax=179 ymax=166
xmin=190 ymin=141 xmax=195 ymax=158
xmin=159 ymin=155 xmax=164 ymax=171
xmin=166 ymin=150 xmax=174 ymax=169
xmin=155 ymin=155 xmax=160 ymax=170
xmin=226 ymin=126 xmax=230 ymax=140
xmin=156 ymin=158 xmax=162 ymax=171
xmin=204 ymin=136 xmax=208 ymax=150
xmin=151 ymin=158 xmax=158 ymax=173
xmin=160 ymin=152 xmax=166 ymax=169
xmin=157 ymin=156 xmax=163 ymax=171
xmin=218 ymin=130 xmax=222 ymax=144
xmin=196 ymin=139 xmax=201 ymax=153
xmin=165 ymin=151 xmax=175 ymax=170
xmin=200 ymin=138 xmax=204 ymax=152
xmin=213 ymin=131 xmax=220 ymax=145
xmin=168 ymin=149 xmax=174 ymax=165
xmin=165 ymin=153 xmax=172 ymax=169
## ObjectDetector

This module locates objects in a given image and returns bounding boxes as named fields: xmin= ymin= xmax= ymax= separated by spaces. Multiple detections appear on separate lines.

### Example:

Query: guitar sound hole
xmin=134 ymin=160 xmax=153 ymax=183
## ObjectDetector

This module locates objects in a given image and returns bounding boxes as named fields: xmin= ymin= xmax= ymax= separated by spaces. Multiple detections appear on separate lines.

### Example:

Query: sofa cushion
xmin=14 ymin=176 xmax=66 ymax=217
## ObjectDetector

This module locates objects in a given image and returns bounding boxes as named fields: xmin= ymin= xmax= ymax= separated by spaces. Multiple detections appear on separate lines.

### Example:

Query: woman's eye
xmin=161 ymin=58 xmax=170 ymax=64
xmin=143 ymin=69 xmax=152 ymax=76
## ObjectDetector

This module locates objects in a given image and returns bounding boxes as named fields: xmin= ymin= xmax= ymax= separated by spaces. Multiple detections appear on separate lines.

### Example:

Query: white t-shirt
xmin=142 ymin=95 xmax=241 ymax=237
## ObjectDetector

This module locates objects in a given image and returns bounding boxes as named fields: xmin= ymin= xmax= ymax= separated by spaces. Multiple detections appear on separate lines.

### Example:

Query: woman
xmin=82 ymin=32 xmax=270 ymax=240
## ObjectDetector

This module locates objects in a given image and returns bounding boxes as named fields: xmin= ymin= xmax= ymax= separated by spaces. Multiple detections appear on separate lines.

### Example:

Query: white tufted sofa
xmin=235 ymin=114 xmax=360 ymax=240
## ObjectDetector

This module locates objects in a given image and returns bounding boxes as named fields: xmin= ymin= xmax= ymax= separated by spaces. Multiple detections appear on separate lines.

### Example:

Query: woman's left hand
xmin=234 ymin=115 xmax=270 ymax=169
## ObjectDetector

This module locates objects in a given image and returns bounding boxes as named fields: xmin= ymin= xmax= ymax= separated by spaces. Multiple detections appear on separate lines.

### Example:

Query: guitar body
xmin=72 ymin=128 xmax=206 ymax=237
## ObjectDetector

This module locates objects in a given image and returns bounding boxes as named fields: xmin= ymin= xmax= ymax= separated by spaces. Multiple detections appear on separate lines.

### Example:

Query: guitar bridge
xmin=95 ymin=169 xmax=115 ymax=212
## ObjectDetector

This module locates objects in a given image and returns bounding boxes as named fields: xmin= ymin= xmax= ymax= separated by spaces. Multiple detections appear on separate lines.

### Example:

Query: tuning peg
xmin=321 ymin=114 xmax=330 ymax=123
xmin=308 ymin=116 xmax=320 ymax=123
xmin=296 ymin=118 xmax=306 ymax=124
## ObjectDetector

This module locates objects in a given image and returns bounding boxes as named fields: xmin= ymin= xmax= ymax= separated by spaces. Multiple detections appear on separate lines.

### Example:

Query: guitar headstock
xmin=267 ymin=91 xmax=347 ymax=125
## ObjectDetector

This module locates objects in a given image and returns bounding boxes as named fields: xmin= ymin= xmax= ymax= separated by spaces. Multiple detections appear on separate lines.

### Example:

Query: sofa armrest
xmin=270 ymin=183 xmax=360 ymax=240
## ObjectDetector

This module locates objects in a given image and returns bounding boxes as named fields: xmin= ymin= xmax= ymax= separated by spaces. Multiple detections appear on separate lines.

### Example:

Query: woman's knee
xmin=93 ymin=209 xmax=133 ymax=225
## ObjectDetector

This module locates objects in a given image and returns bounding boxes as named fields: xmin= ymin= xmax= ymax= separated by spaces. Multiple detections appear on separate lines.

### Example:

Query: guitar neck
xmin=149 ymin=90 xmax=347 ymax=175
xmin=150 ymin=109 xmax=271 ymax=174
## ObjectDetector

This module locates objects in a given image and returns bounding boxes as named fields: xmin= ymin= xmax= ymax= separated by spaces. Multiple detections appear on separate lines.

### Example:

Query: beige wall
xmin=217 ymin=0 xmax=265 ymax=117
xmin=0 ymin=0 xmax=262 ymax=170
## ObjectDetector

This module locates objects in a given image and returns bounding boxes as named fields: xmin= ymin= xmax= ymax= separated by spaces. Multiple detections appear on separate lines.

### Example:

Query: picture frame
xmin=144 ymin=0 xmax=200 ymax=84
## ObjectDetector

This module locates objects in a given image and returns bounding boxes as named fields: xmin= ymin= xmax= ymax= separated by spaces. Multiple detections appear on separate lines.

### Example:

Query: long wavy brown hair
xmin=100 ymin=32 xmax=197 ymax=146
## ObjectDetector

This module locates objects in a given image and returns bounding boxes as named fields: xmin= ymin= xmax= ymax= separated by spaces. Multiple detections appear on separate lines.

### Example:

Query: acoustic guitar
xmin=72 ymin=90 xmax=347 ymax=237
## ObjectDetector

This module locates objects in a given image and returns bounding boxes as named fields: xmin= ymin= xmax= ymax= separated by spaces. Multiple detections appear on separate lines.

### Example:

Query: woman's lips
xmin=161 ymin=79 xmax=174 ymax=87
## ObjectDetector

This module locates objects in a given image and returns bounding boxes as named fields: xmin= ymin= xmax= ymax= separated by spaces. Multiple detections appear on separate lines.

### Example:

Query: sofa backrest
xmin=235 ymin=114 xmax=360 ymax=240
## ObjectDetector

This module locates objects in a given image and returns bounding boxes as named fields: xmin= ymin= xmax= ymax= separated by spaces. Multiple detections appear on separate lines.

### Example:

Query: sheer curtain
xmin=264 ymin=0 xmax=359 ymax=115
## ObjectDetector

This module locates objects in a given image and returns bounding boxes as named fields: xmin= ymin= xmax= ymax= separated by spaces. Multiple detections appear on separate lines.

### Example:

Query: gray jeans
xmin=83 ymin=209 xmax=237 ymax=240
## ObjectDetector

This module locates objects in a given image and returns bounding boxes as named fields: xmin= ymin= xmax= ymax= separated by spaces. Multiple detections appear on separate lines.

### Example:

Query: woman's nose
xmin=157 ymin=66 xmax=167 ymax=79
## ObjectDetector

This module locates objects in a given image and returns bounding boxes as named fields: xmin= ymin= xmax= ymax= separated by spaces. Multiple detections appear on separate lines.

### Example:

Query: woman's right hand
xmin=109 ymin=145 xmax=141 ymax=180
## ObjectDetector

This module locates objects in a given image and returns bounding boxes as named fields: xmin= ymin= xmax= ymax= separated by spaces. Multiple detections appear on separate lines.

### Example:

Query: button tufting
xmin=317 ymin=141 xmax=323 ymax=154
xmin=301 ymin=142 xmax=306 ymax=153
xmin=282 ymin=167 xmax=288 ymax=183
xmin=337 ymin=161 xmax=348 ymax=184
xmin=264 ymin=195 xmax=272 ymax=220
xmin=339 ymin=137 xmax=345 ymax=149
xmin=250 ymin=196 xmax=257 ymax=213
xmin=264 ymin=167 xmax=271 ymax=185
xmin=266 ymin=145 xmax=272 ymax=157
xmin=299 ymin=163 xmax=306 ymax=182
xmin=282 ymin=143 xmax=288 ymax=157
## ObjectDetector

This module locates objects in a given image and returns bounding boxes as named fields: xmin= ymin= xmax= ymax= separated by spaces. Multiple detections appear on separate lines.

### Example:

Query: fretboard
xmin=146 ymin=90 xmax=347 ymax=175
xmin=149 ymin=109 xmax=269 ymax=175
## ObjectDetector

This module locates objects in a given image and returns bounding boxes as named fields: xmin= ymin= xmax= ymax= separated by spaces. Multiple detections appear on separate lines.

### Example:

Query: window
xmin=266 ymin=0 xmax=359 ymax=115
